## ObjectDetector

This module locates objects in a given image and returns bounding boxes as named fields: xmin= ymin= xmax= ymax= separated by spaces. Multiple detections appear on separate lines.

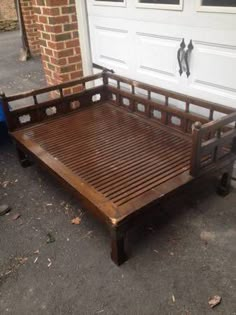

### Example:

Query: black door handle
xmin=177 ymin=39 xmax=186 ymax=76
xmin=184 ymin=40 xmax=194 ymax=78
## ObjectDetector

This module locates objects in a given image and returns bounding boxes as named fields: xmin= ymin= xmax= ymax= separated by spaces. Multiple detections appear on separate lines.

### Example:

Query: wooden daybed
xmin=1 ymin=71 xmax=236 ymax=265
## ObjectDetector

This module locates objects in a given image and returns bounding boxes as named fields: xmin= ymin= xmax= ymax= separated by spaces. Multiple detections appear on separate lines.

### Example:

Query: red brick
xmin=42 ymin=32 xmax=51 ymax=40
xmin=48 ymin=15 xmax=69 ymax=25
xmin=70 ymin=70 xmax=83 ymax=80
xmin=36 ymin=0 xmax=45 ymax=5
xmin=61 ymin=6 xmax=74 ymax=14
xmin=45 ymin=48 xmax=54 ymax=56
xmin=59 ymin=64 xmax=76 ymax=74
xmin=41 ymin=54 xmax=50 ymax=62
xmin=45 ymin=0 xmax=68 ymax=6
xmin=50 ymin=57 xmax=67 ymax=66
xmin=45 ymin=25 xmax=62 ymax=33
xmin=74 ymin=47 xmax=81 ymax=55
xmin=68 ymin=55 xmax=81 ymax=64
xmin=63 ymin=22 xmax=77 ymax=32
xmin=54 ymin=48 xmax=74 ymax=58
xmin=42 ymin=7 xmax=60 ymax=16
xmin=38 ymin=15 xmax=48 ymax=24
xmin=71 ymin=14 xmax=77 ymax=22
xmin=65 ymin=39 xmax=79 ymax=48
xmin=47 ymin=41 xmax=65 ymax=50
xmin=59 ymin=74 xmax=70 ymax=81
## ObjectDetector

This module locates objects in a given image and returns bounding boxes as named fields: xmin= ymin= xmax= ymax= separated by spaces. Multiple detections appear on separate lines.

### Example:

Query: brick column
xmin=33 ymin=0 xmax=83 ymax=94
xmin=20 ymin=0 xmax=40 ymax=56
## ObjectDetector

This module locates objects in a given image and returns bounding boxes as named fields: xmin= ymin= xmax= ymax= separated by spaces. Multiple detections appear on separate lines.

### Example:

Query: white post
xmin=75 ymin=0 xmax=93 ymax=76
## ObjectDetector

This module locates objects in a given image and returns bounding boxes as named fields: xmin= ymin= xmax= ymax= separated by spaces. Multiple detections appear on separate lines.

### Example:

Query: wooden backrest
xmin=0 ymin=73 xmax=107 ymax=131
xmin=105 ymin=72 xmax=235 ymax=135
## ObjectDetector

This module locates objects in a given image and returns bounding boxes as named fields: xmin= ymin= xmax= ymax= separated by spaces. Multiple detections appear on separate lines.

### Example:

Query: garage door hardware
xmin=177 ymin=39 xmax=194 ymax=77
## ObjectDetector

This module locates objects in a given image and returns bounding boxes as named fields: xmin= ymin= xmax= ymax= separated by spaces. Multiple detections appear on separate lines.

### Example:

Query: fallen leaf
xmin=208 ymin=295 xmax=222 ymax=308
xmin=34 ymin=257 xmax=38 ymax=264
xmin=16 ymin=257 xmax=28 ymax=264
xmin=71 ymin=217 xmax=81 ymax=225
xmin=2 ymin=181 xmax=9 ymax=188
xmin=34 ymin=250 xmax=39 ymax=254
xmin=12 ymin=213 xmax=21 ymax=220
xmin=172 ymin=294 xmax=176 ymax=303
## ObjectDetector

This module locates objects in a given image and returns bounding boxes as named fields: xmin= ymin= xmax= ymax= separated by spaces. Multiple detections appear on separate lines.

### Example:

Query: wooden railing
xmin=104 ymin=72 xmax=236 ymax=135
xmin=1 ymin=70 xmax=236 ymax=178
xmin=190 ymin=113 xmax=236 ymax=176
xmin=103 ymin=72 xmax=236 ymax=176
xmin=0 ymin=73 xmax=108 ymax=131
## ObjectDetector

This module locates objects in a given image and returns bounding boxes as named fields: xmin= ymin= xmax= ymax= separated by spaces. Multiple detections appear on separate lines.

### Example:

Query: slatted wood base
xmin=12 ymin=102 xmax=193 ymax=225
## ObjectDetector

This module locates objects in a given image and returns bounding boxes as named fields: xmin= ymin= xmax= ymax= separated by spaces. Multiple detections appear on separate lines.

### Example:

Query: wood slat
xmin=12 ymin=102 xmax=192 ymax=213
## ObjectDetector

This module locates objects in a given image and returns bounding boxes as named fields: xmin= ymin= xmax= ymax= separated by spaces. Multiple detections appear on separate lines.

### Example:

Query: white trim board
xmin=75 ymin=0 xmax=93 ymax=76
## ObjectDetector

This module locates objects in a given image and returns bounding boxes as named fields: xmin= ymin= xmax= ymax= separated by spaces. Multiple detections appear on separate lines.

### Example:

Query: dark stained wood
xmin=1 ymin=71 xmax=236 ymax=265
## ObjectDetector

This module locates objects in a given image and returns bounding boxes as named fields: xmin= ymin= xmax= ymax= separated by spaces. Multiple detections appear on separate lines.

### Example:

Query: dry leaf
xmin=34 ymin=257 xmax=38 ymax=264
xmin=208 ymin=295 xmax=222 ymax=308
xmin=71 ymin=217 xmax=81 ymax=225
xmin=16 ymin=257 xmax=28 ymax=264
xmin=3 ymin=181 xmax=9 ymax=188
xmin=12 ymin=213 xmax=21 ymax=220
xmin=34 ymin=250 xmax=39 ymax=254
xmin=172 ymin=294 xmax=176 ymax=303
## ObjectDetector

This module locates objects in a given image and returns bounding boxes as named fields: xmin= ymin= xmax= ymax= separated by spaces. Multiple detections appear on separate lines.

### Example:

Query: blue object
xmin=0 ymin=99 xmax=6 ymax=122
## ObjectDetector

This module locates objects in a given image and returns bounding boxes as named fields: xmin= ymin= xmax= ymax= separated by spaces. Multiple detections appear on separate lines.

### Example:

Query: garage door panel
xmin=135 ymin=32 xmax=180 ymax=82
xmin=89 ymin=22 xmax=130 ymax=72
xmin=190 ymin=41 xmax=236 ymax=103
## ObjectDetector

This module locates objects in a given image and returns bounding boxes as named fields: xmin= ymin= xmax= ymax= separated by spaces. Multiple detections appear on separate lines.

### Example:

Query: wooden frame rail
xmin=190 ymin=113 xmax=236 ymax=176
xmin=104 ymin=72 xmax=236 ymax=136
xmin=0 ymin=73 xmax=108 ymax=132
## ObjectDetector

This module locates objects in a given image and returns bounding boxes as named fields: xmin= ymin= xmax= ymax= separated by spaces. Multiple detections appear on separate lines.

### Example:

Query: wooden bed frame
xmin=1 ymin=71 xmax=236 ymax=265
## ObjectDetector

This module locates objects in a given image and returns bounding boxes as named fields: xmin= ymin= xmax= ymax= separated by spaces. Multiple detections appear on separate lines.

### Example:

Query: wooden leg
xmin=16 ymin=147 xmax=33 ymax=168
xmin=217 ymin=164 xmax=233 ymax=196
xmin=110 ymin=228 xmax=127 ymax=266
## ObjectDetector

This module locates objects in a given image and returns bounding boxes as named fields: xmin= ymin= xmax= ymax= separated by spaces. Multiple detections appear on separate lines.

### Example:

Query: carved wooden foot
xmin=217 ymin=164 xmax=233 ymax=196
xmin=16 ymin=147 xmax=33 ymax=168
xmin=110 ymin=229 xmax=127 ymax=266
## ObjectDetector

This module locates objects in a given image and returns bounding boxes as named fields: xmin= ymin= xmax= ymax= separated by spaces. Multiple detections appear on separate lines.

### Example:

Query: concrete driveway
xmin=0 ymin=31 xmax=236 ymax=315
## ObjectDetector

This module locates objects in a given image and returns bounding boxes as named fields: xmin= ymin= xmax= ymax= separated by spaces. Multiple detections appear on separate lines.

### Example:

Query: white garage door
xmin=87 ymin=0 xmax=236 ymax=108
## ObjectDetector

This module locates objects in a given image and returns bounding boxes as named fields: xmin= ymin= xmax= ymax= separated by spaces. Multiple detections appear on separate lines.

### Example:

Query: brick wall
xmin=20 ymin=0 xmax=40 ymax=55
xmin=32 ymin=0 xmax=83 ymax=94
xmin=0 ymin=0 xmax=17 ymax=20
